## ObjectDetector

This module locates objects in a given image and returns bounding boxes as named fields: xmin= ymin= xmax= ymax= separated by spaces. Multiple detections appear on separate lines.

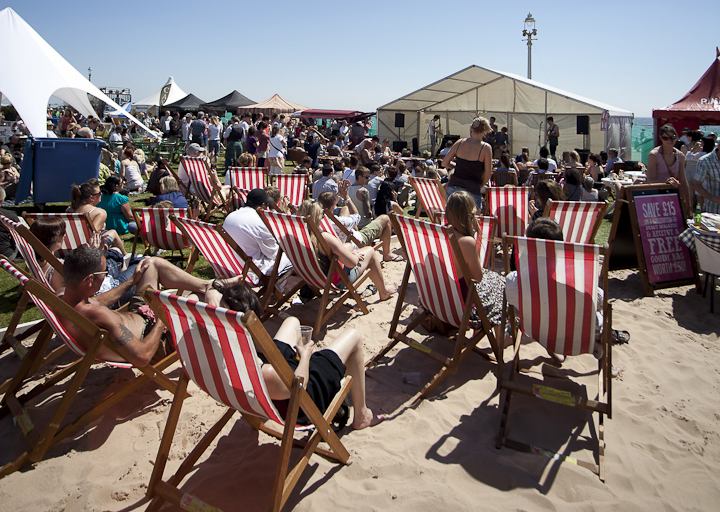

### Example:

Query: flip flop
xmin=382 ymin=254 xmax=404 ymax=263
xmin=612 ymin=329 xmax=630 ymax=344
xmin=362 ymin=284 xmax=377 ymax=298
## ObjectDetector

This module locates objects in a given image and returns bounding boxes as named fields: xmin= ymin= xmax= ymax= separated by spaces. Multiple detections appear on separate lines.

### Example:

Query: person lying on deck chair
xmin=218 ymin=283 xmax=386 ymax=430
xmin=58 ymin=246 xmax=243 ymax=367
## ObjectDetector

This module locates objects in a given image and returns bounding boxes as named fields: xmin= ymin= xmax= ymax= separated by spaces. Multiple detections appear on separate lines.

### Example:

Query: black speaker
xmin=412 ymin=137 xmax=418 ymax=156
xmin=576 ymin=115 xmax=589 ymax=135
xmin=392 ymin=140 xmax=407 ymax=152
xmin=394 ymin=113 xmax=405 ymax=128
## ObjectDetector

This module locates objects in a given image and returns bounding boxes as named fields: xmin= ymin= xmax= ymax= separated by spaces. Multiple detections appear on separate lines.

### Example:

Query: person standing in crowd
xmin=181 ymin=113 xmax=191 ymax=144
xmin=267 ymin=125 xmax=286 ymax=176
xmin=695 ymin=138 xmax=720 ymax=214
xmin=442 ymin=116 xmax=493 ymax=210
xmin=546 ymin=116 xmax=559 ymax=161
xmin=223 ymin=116 xmax=245 ymax=170
xmin=190 ymin=112 xmax=208 ymax=149
xmin=207 ymin=116 xmax=223 ymax=168
xmin=647 ymin=124 xmax=690 ymax=209
xmin=430 ymin=115 xmax=442 ymax=156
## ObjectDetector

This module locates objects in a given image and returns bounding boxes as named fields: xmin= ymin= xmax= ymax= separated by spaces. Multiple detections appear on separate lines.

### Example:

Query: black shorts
xmin=260 ymin=340 xmax=346 ymax=425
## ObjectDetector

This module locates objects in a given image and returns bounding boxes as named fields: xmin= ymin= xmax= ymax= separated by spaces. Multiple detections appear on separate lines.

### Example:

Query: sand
xmin=1 ymin=243 xmax=719 ymax=511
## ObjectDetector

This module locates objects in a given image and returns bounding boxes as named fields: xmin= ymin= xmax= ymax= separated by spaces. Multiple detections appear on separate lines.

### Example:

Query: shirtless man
xmin=58 ymin=246 xmax=241 ymax=367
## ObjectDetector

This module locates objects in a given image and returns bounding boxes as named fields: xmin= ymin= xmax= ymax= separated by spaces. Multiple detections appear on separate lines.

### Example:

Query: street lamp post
xmin=522 ymin=13 xmax=537 ymax=79
xmin=88 ymin=67 xmax=92 ymax=82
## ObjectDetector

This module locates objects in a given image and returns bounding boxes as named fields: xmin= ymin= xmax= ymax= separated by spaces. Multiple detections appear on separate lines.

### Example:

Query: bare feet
xmin=378 ymin=282 xmax=398 ymax=302
xmin=352 ymin=407 xmax=387 ymax=430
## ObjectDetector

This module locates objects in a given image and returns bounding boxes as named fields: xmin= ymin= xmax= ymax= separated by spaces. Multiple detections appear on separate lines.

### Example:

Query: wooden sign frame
xmin=607 ymin=183 xmax=701 ymax=297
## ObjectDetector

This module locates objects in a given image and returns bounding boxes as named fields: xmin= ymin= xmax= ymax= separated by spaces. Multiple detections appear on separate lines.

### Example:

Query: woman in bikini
xmin=442 ymin=116 xmax=493 ymax=211
xmin=647 ymin=124 xmax=690 ymax=209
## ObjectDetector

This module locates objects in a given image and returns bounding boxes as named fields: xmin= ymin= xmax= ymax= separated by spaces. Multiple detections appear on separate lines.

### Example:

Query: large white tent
xmin=133 ymin=77 xmax=188 ymax=113
xmin=0 ymin=7 xmax=155 ymax=138
xmin=378 ymin=65 xmax=634 ymax=159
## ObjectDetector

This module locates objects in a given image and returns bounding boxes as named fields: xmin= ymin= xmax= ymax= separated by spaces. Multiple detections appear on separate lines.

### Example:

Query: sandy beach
xmin=1 ymin=241 xmax=719 ymax=511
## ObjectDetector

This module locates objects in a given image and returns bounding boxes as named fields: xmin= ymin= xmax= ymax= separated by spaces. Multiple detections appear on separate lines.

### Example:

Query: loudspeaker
xmin=576 ymin=115 xmax=589 ymax=135
xmin=412 ymin=137 xmax=418 ymax=156
xmin=392 ymin=140 xmax=407 ymax=152
xmin=394 ymin=113 xmax=405 ymax=128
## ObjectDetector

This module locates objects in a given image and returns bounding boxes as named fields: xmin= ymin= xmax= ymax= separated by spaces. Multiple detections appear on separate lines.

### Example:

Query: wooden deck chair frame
xmin=321 ymin=208 xmax=383 ymax=251
xmin=130 ymin=207 xmax=192 ymax=263
xmin=409 ymin=176 xmax=447 ymax=222
xmin=0 ymin=265 xmax=181 ymax=478
xmin=275 ymin=173 xmax=308 ymax=210
xmin=542 ymin=199 xmax=608 ymax=244
xmin=142 ymin=288 xmax=352 ymax=512
xmin=367 ymin=214 xmax=500 ymax=403
xmin=22 ymin=211 xmax=97 ymax=258
xmin=0 ymin=218 xmax=68 ymax=397
xmin=486 ymin=186 xmax=531 ymax=240
xmin=260 ymin=210 xmax=372 ymax=336
xmin=496 ymin=235 xmax=612 ymax=481
xmin=180 ymin=156 xmax=232 ymax=221
xmin=492 ymin=170 xmax=519 ymax=187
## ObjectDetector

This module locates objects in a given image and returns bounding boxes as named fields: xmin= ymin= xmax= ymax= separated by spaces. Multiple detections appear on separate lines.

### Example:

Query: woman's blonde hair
xmin=160 ymin=175 xmax=179 ymax=194
xmin=470 ymin=116 xmax=491 ymax=135
xmin=236 ymin=152 xmax=254 ymax=167
xmin=570 ymin=150 xmax=581 ymax=163
xmin=296 ymin=200 xmax=324 ymax=255
xmin=445 ymin=190 xmax=478 ymax=237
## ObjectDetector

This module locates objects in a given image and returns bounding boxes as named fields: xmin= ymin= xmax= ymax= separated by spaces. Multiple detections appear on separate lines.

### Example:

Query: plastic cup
xmin=297 ymin=325 xmax=313 ymax=344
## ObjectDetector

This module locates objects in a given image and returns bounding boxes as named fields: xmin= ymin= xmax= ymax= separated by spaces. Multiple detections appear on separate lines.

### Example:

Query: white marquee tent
xmin=0 ymin=7 xmax=155 ymax=138
xmin=377 ymin=65 xmax=634 ymax=159
xmin=133 ymin=77 xmax=189 ymax=113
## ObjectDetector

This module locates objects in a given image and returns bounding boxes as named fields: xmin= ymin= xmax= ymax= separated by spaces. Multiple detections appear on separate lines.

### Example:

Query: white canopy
xmin=0 ymin=7 xmax=156 ymax=138
xmin=378 ymin=65 xmax=634 ymax=159
xmin=134 ymin=77 xmax=188 ymax=111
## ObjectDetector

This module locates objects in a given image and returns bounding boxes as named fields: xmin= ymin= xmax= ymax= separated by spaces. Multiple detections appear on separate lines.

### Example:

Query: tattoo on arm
xmin=114 ymin=324 xmax=134 ymax=348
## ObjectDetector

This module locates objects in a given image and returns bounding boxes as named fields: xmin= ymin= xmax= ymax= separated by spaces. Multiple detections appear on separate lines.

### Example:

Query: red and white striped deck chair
xmin=170 ymin=216 xmax=269 ymax=292
xmin=318 ymin=212 xmax=374 ymax=250
xmin=486 ymin=186 xmax=531 ymax=239
xmin=0 ymin=217 xmax=64 ymax=376
xmin=0 ymin=261 xmax=180 ymax=478
xmin=131 ymin=207 xmax=191 ymax=262
xmin=275 ymin=173 xmax=308 ymax=210
xmin=226 ymin=166 xmax=267 ymax=190
xmin=438 ymin=212 xmax=497 ymax=269
xmin=497 ymin=235 xmax=612 ymax=481
xmin=23 ymin=212 xmax=95 ymax=258
xmin=542 ymin=199 xmax=608 ymax=244
xmin=142 ymin=289 xmax=352 ymax=512
xmin=367 ymin=214 xmax=500 ymax=403
xmin=260 ymin=210 xmax=371 ymax=335
xmin=180 ymin=156 xmax=231 ymax=220
xmin=410 ymin=176 xmax=446 ymax=222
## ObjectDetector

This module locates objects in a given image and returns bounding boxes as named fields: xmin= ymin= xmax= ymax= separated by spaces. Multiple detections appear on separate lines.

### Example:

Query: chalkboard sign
xmin=607 ymin=184 xmax=700 ymax=296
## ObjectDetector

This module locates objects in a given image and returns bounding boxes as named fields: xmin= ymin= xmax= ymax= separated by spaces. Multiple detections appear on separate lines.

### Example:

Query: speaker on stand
xmin=577 ymin=115 xmax=590 ymax=150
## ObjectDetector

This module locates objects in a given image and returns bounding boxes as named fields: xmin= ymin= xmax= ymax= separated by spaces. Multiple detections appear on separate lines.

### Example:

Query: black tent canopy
xmin=200 ymin=90 xmax=255 ymax=113
xmin=164 ymin=93 xmax=206 ymax=111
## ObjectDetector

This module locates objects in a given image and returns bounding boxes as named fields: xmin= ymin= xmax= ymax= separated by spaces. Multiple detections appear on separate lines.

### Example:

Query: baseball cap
xmin=187 ymin=143 xmax=205 ymax=154
xmin=245 ymin=188 xmax=274 ymax=207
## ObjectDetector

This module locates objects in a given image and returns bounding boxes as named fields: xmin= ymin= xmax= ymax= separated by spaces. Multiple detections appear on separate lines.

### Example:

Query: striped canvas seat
xmin=437 ymin=212 xmax=496 ymax=269
xmin=171 ymin=216 xmax=265 ymax=288
xmin=497 ymin=235 xmax=612 ymax=480
xmin=131 ymin=207 xmax=190 ymax=259
xmin=410 ymin=176 xmax=446 ymax=222
xmin=0 ymin=259 xmax=179 ymax=478
xmin=226 ymin=166 xmax=267 ymax=190
xmin=368 ymin=214 xmax=500 ymax=403
xmin=144 ymin=288 xmax=352 ymax=512
xmin=0 ymin=214 xmax=56 ymax=289
xmin=542 ymin=199 xmax=608 ymax=244
xmin=487 ymin=186 xmax=531 ymax=238
xmin=23 ymin=212 xmax=95 ymax=258
xmin=261 ymin=210 xmax=370 ymax=335
xmin=492 ymin=170 xmax=519 ymax=187
xmin=275 ymin=173 xmax=307 ymax=208
xmin=180 ymin=156 xmax=231 ymax=220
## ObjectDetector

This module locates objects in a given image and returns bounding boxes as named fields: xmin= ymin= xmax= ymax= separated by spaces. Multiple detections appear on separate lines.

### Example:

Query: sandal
xmin=612 ymin=329 xmax=630 ymax=344
xmin=382 ymin=254 xmax=404 ymax=263
xmin=362 ymin=284 xmax=377 ymax=298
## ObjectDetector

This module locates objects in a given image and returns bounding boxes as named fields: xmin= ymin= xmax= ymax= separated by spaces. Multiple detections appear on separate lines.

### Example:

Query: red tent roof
xmin=653 ymin=49 xmax=720 ymax=125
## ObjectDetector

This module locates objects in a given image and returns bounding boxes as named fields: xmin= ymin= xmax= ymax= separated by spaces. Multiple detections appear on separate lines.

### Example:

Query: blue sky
xmin=7 ymin=1 xmax=720 ymax=118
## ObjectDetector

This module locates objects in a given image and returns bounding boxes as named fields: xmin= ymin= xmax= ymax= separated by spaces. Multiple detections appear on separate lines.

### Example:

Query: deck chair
xmin=287 ymin=148 xmax=308 ymax=166
xmin=131 ymin=207 xmax=191 ymax=262
xmin=496 ymin=235 xmax=612 ymax=481
xmin=437 ymin=212 xmax=496 ymax=269
xmin=276 ymin=173 xmax=308 ymax=210
xmin=225 ymin=166 xmax=267 ymax=190
xmin=0 ymin=260 xmax=181 ymax=478
xmin=180 ymin=156 xmax=232 ymax=220
xmin=527 ymin=171 xmax=560 ymax=188
xmin=410 ymin=176 xmax=446 ymax=221
xmin=542 ymin=199 xmax=608 ymax=244
xmin=23 ymin=212 xmax=96 ymax=258
xmin=167 ymin=165 xmax=191 ymax=198
xmin=142 ymin=288 xmax=352 ymax=512
xmin=492 ymin=170 xmax=519 ymax=187
xmin=486 ymin=186 xmax=531 ymax=239
xmin=0 ymin=217 xmax=67 ymax=390
xmin=367 ymin=214 xmax=500 ymax=402
xmin=260 ymin=210 xmax=371 ymax=335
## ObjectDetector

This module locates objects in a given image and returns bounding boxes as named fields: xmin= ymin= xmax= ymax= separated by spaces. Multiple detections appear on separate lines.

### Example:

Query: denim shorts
xmin=446 ymin=186 xmax=484 ymax=211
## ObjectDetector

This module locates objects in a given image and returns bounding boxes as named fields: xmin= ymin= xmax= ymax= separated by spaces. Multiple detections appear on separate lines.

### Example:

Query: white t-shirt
xmin=534 ymin=158 xmax=558 ymax=172
xmin=239 ymin=121 xmax=250 ymax=143
xmin=268 ymin=135 xmax=285 ymax=158
xmin=208 ymin=124 xmax=221 ymax=141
